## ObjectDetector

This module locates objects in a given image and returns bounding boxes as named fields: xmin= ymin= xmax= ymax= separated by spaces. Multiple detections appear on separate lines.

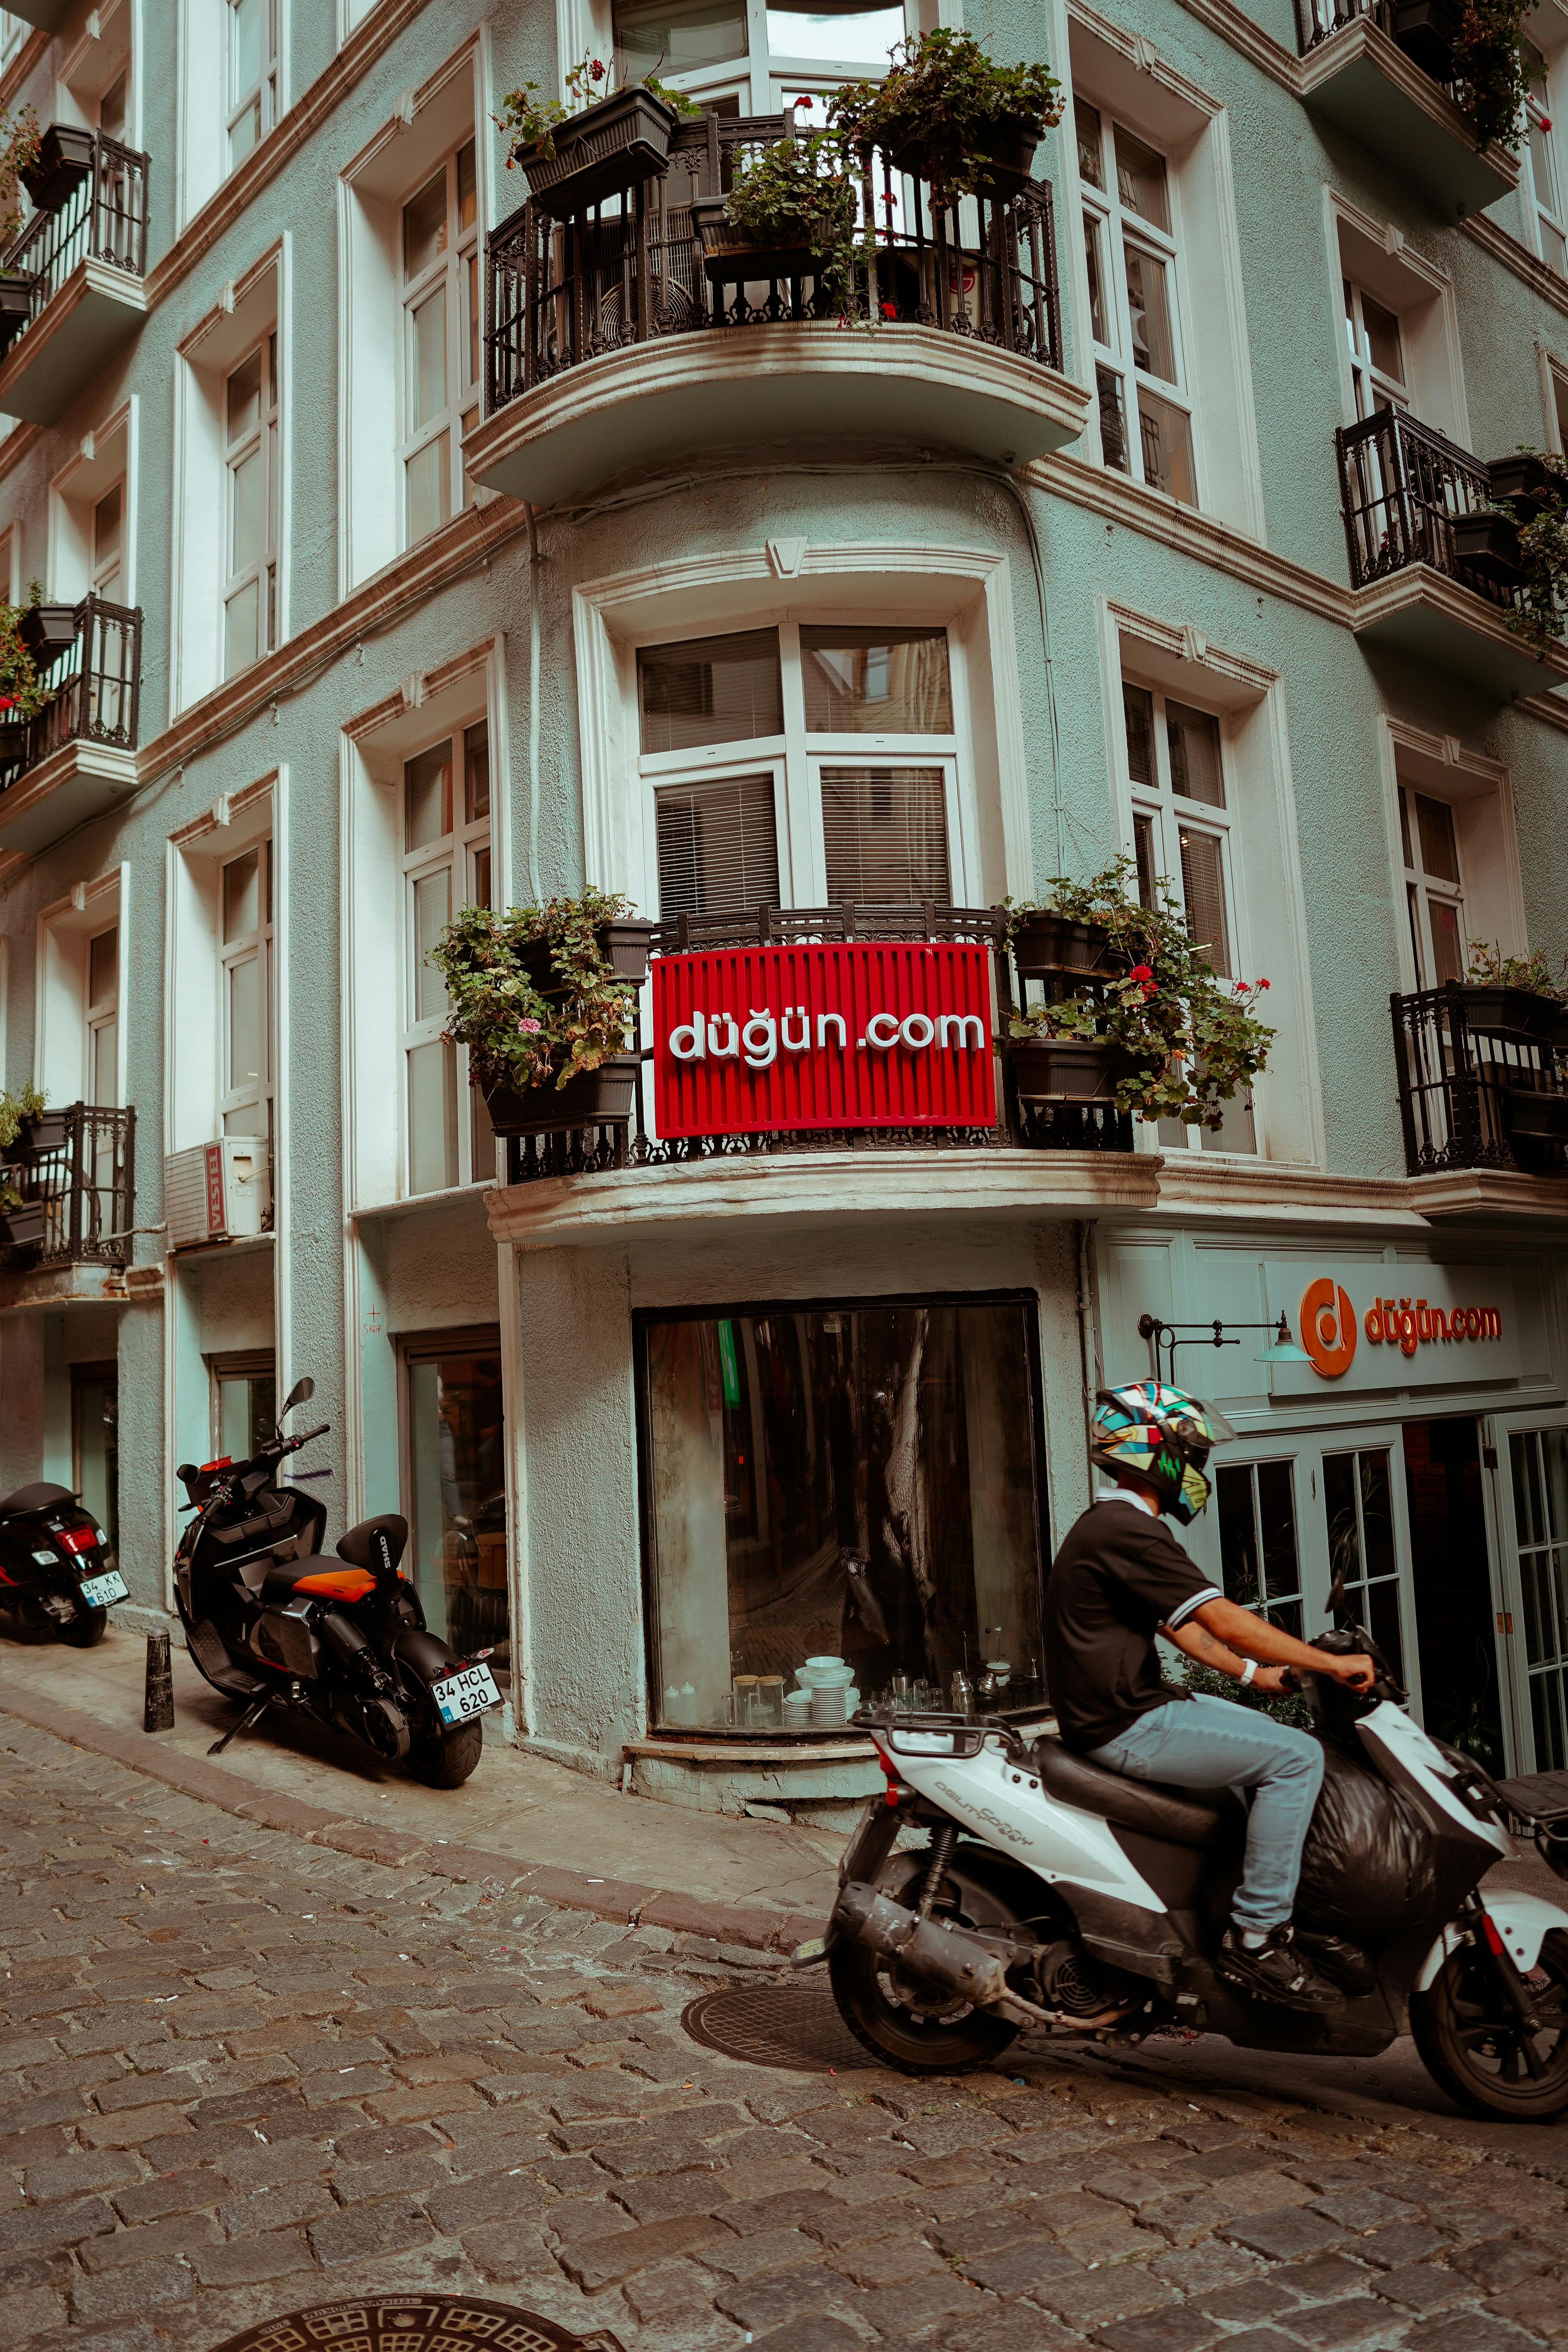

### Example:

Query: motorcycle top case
xmin=1295 ymin=1742 xmax=1437 ymax=1940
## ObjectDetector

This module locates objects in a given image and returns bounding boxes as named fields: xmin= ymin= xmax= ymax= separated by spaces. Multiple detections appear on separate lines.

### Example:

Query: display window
xmin=403 ymin=1329 xmax=509 ymax=1669
xmin=636 ymin=1293 xmax=1048 ymax=1734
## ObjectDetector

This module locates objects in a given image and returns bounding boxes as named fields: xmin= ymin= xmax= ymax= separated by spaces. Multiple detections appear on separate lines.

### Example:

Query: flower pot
xmin=1391 ymin=0 xmax=1462 ymax=79
xmin=887 ymin=114 xmax=1040 ymax=201
xmin=17 ymin=603 xmax=77 ymax=662
xmin=0 ymin=1200 xmax=46 ymax=1247
xmin=18 ymin=1110 xmax=69 ymax=1154
xmin=0 ymin=713 xmax=31 ymax=770
xmin=0 ymin=270 xmax=33 ymax=356
xmin=1455 ymin=984 xmax=1560 ymax=1040
xmin=20 ymin=124 xmax=96 ymax=214
xmin=516 ymin=917 xmax=654 ymax=997
xmin=481 ymin=1054 xmax=641 ymax=1137
xmin=1487 ymin=454 xmax=1558 ymax=514
xmin=1505 ymin=1089 xmax=1568 ymax=1142
xmin=1008 ymin=1036 xmax=1129 ymax=1102
xmin=689 ymin=197 xmax=820 ymax=283
xmin=1010 ymin=911 xmax=1117 ymax=979
xmin=1450 ymin=508 xmax=1524 ymax=589
xmin=516 ymin=87 xmax=678 ymax=221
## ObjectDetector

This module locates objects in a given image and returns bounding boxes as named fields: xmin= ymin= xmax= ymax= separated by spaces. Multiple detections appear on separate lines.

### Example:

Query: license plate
xmin=78 ymin=1569 xmax=127 ymax=1608
xmin=431 ymin=1663 xmax=501 ymax=1725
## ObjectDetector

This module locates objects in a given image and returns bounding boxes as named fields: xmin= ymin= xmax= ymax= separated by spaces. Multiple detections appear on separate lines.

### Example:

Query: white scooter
xmin=797 ymin=1581 xmax=1568 ymax=2120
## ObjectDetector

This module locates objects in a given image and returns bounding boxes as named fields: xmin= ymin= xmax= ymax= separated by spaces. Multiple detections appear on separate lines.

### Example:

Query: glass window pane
xmin=1428 ymin=898 xmax=1463 ymax=986
xmin=643 ymin=1302 xmax=1046 ymax=1730
xmin=1083 ymin=214 xmax=1110 ymax=345
xmin=73 ymin=1373 xmax=118 ymax=1565
xmin=407 ymin=1037 xmax=459 ymax=1195
xmin=1368 ymin=1574 xmax=1405 ymax=1686
xmin=225 ymin=581 xmax=260 ymax=676
xmin=1133 ymin=811 xmax=1158 ymax=907
xmin=457 ymin=139 xmax=477 ymax=232
xmin=91 ymin=1019 xmax=117 ymax=1107
xmin=1543 ymin=1429 xmax=1568 ymax=1543
xmin=1255 ymin=1460 xmax=1299 ymax=1602
xmin=1178 ymin=824 xmax=1229 ymax=974
xmin=465 ymin=249 xmax=479 ymax=389
xmin=1216 ymin=1463 xmax=1260 ymax=1604
xmin=1122 ymin=681 xmax=1156 ymax=787
xmin=406 ymin=432 xmax=451 ymax=542
xmin=1166 ymin=700 xmax=1224 ymax=806
xmin=404 ymin=166 xmax=448 ymax=280
xmin=227 ymin=348 xmax=262 ymax=441
xmin=1114 ymin=124 xmax=1170 ymax=231
xmin=407 ymin=1344 xmax=508 ymax=1658
xmin=472 ymin=844 xmax=492 ymax=911
xmin=657 ymin=773 xmax=780 ymax=919
xmin=1514 ymin=1430 xmax=1548 ymax=1550
xmin=638 ymin=629 xmax=783 ymax=754
xmin=613 ymin=0 xmax=748 ymax=78
xmin=1075 ymin=98 xmax=1104 ymax=189
xmin=1358 ymin=1450 xmax=1397 ymax=1580
xmin=1124 ymin=243 xmax=1177 ymax=383
xmin=1324 ymin=1451 xmax=1360 ymax=1585
xmin=1532 ymin=1669 xmax=1566 ymax=1773
xmin=232 ymin=0 xmax=260 ymax=91
xmin=464 ymin=719 xmax=490 ymax=823
xmin=230 ymin=98 xmax=261 ymax=164
xmin=405 ymin=743 xmax=453 ymax=850
xmin=412 ymin=283 xmax=448 ymax=429
xmin=413 ymin=869 xmax=452 ymax=1022
xmin=1360 ymin=291 xmax=1404 ymax=383
xmin=89 ymin=926 xmax=117 ymax=1005
xmin=1415 ymin=791 xmax=1460 ymax=884
xmin=219 ymin=1369 xmax=275 ymax=1464
xmin=223 ymin=848 xmax=260 ymax=942
xmin=1137 ymin=387 xmax=1196 ymax=505
xmin=231 ymin=446 xmax=262 ymax=572
xmin=766 ymin=1 xmax=904 ymax=59
xmin=94 ymin=485 xmax=122 ymax=572
xmin=1096 ymin=365 xmax=1129 ymax=471
xmin=820 ymin=766 xmax=951 ymax=904
xmin=228 ymin=953 xmax=260 ymax=1089
xmin=800 ymin=627 xmax=952 ymax=733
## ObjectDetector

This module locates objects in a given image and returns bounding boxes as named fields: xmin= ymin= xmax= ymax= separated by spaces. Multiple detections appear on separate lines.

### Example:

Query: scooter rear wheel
xmin=827 ymin=1852 xmax=1022 ymax=2076
xmin=407 ymin=1716 xmax=483 ymax=1788
xmin=1411 ymin=1928 xmax=1568 ymax=2121
xmin=59 ymin=1605 xmax=107 ymax=1648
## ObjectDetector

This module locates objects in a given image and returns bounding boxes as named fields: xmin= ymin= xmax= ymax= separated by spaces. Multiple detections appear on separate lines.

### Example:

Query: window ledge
xmin=1155 ymin=1157 xmax=1429 ymax=1229
xmin=350 ymin=1181 xmax=494 ymax=1225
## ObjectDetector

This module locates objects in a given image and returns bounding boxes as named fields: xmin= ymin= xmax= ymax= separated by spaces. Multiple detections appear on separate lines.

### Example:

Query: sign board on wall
xmin=652 ymin=942 xmax=996 ymax=1139
xmin=1264 ymin=1262 xmax=1522 ymax=1395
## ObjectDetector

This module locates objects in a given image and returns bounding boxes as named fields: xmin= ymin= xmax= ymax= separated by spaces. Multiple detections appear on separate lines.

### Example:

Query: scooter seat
xmin=1033 ymin=1738 xmax=1235 ymax=1851
xmin=258 ymin=1555 xmax=373 ymax=1602
xmin=0 ymin=1481 xmax=75 ymax=1519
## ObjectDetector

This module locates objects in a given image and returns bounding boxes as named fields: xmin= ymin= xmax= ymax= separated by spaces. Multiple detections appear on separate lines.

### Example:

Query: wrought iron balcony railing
xmin=2 ymin=1104 xmax=135 ymax=1268
xmin=1336 ymin=409 xmax=1522 ymax=613
xmin=0 ymin=594 xmax=143 ymax=796
xmin=486 ymin=116 xmax=1063 ymax=411
xmin=503 ymin=902 xmax=1133 ymax=1184
xmin=1391 ymin=987 xmax=1568 ymax=1176
xmin=0 ymin=133 xmax=147 ymax=336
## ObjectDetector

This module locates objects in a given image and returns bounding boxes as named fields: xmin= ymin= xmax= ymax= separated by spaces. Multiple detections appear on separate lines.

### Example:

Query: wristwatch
xmin=1240 ymin=1659 xmax=1258 ymax=1686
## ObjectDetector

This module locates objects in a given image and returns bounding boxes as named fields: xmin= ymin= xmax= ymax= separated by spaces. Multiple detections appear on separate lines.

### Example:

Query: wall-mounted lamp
xmin=1137 ymin=1312 xmax=1311 ymax=1385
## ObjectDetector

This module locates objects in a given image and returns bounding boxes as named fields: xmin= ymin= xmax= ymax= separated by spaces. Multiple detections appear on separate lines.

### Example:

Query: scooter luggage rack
xmin=854 ymin=1706 xmax=1022 ymax=1760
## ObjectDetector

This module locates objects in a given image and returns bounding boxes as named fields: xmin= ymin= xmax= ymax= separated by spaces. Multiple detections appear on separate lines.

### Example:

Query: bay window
xmin=612 ymin=0 xmax=912 ymax=115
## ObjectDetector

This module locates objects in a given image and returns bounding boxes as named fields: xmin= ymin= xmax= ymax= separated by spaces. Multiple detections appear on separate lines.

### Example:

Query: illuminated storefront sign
xmin=1265 ymin=1263 xmax=1520 ymax=1392
xmin=653 ymin=941 xmax=996 ymax=1139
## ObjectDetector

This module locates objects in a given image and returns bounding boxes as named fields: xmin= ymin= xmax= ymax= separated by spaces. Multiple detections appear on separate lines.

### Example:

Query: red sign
xmin=652 ymin=942 xmax=996 ymax=1139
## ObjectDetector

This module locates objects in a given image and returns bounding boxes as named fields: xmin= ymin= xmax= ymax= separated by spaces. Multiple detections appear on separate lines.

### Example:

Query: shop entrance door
xmin=1488 ymin=1414 xmax=1568 ymax=1773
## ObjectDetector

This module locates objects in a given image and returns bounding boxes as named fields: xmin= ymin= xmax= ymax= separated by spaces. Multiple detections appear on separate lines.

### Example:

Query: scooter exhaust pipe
xmin=832 ymin=1879 xmax=1011 ymax=2008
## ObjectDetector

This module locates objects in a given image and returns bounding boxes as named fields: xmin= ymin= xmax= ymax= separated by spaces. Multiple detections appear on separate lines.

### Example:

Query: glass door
xmin=71 ymin=1362 xmax=119 ymax=1569
xmin=1490 ymin=1414 xmax=1568 ymax=1773
xmin=402 ymin=1329 xmax=509 ymax=1668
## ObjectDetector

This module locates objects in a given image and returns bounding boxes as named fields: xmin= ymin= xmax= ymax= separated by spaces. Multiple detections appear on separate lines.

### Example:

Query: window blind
xmin=638 ymin=629 xmax=783 ymax=755
xmin=656 ymin=773 xmax=781 ymax=918
xmin=1178 ymin=824 xmax=1230 ymax=975
xmin=819 ymin=766 xmax=951 ymax=905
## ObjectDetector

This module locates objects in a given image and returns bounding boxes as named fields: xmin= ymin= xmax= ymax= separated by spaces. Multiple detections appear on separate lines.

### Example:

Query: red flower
xmin=590 ymin=58 xmax=606 ymax=80
xmin=1544 ymin=116 xmax=1554 ymax=130
xmin=880 ymin=301 xmax=898 ymax=318
xmin=792 ymin=92 xmax=813 ymax=108
xmin=1258 ymin=977 xmax=1271 ymax=989
xmin=1129 ymin=963 xmax=1152 ymax=982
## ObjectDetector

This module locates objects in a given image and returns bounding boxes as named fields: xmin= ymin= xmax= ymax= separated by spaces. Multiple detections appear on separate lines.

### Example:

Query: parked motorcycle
xmin=799 ymin=1577 xmax=1568 ymax=2121
xmin=173 ymin=1377 xmax=502 ymax=1788
xmin=0 ymin=1482 xmax=126 ymax=1644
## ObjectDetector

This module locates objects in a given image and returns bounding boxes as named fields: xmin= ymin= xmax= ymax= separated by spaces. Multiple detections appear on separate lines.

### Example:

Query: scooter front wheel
xmin=1411 ymin=1928 xmax=1568 ymax=2121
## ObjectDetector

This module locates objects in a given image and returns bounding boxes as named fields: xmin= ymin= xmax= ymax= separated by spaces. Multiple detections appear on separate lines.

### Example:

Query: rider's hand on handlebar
xmin=1251 ymin=1666 xmax=1296 ymax=1698
xmin=1323 ymin=1652 xmax=1377 ymax=1692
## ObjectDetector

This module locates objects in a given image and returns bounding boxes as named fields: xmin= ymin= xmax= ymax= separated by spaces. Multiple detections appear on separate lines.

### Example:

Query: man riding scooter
xmin=1044 ymin=1381 xmax=1377 ymax=2013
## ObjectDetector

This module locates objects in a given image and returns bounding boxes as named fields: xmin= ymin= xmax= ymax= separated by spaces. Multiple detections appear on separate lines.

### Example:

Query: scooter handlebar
xmin=289 ymin=1423 xmax=331 ymax=1447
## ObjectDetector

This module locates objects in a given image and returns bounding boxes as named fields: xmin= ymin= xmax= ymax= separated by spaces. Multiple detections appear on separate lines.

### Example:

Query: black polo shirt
xmin=1043 ymin=1496 xmax=1222 ymax=1752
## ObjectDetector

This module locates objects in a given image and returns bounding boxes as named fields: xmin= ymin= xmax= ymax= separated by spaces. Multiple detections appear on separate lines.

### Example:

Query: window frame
xmin=610 ymin=0 xmax=917 ymax=121
xmin=222 ymin=333 xmax=279 ymax=679
xmin=209 ymin=1348 xmax=277 ymax=1458
xmin=85 ymin=922 xmax=119 ymax=1108
xmin=1523 ymin=38 xmax=1567 ymax=279
xmin=399 ymin=721 xmax=494 ymax=1198
xmin=226 ymin=0 xmax=279 ymax=170
xmin=1343 ymin=277 xmax=1409 ymax=420
xmin=1076 ymin=97 xmax=1199 ymax=505
xmin=398 ymin=140 xmax=480 ymax=553
xmin=218 ymin=836 xmax=274 ymax=1140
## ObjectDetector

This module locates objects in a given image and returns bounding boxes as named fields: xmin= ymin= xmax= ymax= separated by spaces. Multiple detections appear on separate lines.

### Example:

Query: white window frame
xmin=398 ymin=721 xmax=494 ymax=1197
xmin=1343 ymin=276 xmax=1410 ymax=419
xmin=90 ymin=483 xmax=125 ymax=601
xmin=1328 ymin=199 xmax=1469 ymax=446
xmin=48 ymin=404 xmax=136 ymax=611
xmin=1379 ymin=721 xmax=1527 ymax=1000
xmin=1398 ymin=781 xmax=1466 ymax=990
xmin=219 ymin=835 xmax=274 ymax=1138
xmin=222 ymin=333 xmax=278 ymax=678
xmin=604 ymin=0 xmax=918 ymax=120
xmin=37 ymin=869 xmax=131 ymax=1114
xmin=1074 ymin=95 xmax=1198 ymax=505
xmin=227 ymin=0 xmax=279 ymax=170
xmin=85 ymin=923 xmax=120 ymax=1109
xmin=1524 ymin=33 xmax=1568 ymax=279
xmin=398 ymin=140 xmax=480 ymax=552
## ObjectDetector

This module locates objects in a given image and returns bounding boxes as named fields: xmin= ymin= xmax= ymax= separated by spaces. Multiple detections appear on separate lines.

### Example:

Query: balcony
xmin=1296 ymin=0 xmax=1519 ymax=217
xmin=1 ymin=1104 xmax=136 ymax=1307
xmin=1336 ymin=410 xmax=1567 ymax=697
xmin=0 ymin=132 xmax=149 ymax=423
xmin=1391 ymin=987 xmax=1568 ymax=1217
xmin=0 ymin=594 xmax=143 ymax=855
xmin=467 ymin=115 xmax=1089 ymax=508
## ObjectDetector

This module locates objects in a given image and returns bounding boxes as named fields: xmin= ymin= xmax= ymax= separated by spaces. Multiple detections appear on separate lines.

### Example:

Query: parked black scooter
xmin=0 ymin=1482 xmax=126 ymax=1644
xmin=173 ymin=1376 xmax=501 ymax=1787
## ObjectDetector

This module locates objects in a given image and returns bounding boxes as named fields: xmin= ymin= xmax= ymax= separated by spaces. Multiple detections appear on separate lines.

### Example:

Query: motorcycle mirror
xmin=278 ymin=1376 xmax=315 ymax=1425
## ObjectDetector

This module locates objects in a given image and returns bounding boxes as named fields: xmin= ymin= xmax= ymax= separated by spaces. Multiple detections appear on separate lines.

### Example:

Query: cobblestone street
xmin=5 ymin=1721 xmax=1568 ymax=2352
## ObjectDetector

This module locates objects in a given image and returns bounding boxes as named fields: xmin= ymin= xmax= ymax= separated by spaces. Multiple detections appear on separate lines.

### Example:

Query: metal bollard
xmin=144 ymin=1629 xmax=175 ymax=1733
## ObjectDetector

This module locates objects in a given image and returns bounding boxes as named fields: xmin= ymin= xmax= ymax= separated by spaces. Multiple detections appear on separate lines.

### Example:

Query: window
xmin=400 ymin=141 xmax=479 ymax=547
xmin=227 ymin=0 xmax=278 ymax=168
xmin=1524 ymin=40 xmax=1566 ymax=278
xmin=1324 ymin=1447 xmax=1404 ymax=1689
xmin=1216 ymin=1461 xmax=1303 ymax=1638
xmin=405 ymin=1331 xmax=508 ymax=1664
xmin=219 ymin=840 xmax=273 ymax=1139
xmin=637 ymin=622 xmax=964 ymax=916
xmin=223 ymin=337 xmax=278 ymax=678
xmin=1077 ymin=99 xmax=1195 ymax=504
xmin=1510 ymin=1427 xmax=1568 ymax=1771
xmin=1331 ymin=213 xmax=1467 ymax=446
xmin=213 ymin=1353 xmax=276 ymax=1459
xmin=612 ymin=0 xmax=912 ymax=116
xmin=87 ymin=925 xmax=118 ymax=1107
xmin=1344 ymin=278 xmax=1408 ymax=418
xmin=1399 ymin=783 xmax=1465 ymax=987
xmin=640 ymin=1298 xmax=1047 ymax=1732
xmin=92 ymin=485 xmax=123 ymax=600
xmin=72 ymin=1363 xmax=118 ymax=1571
xmin=400 ymin=721 xmax=493 ymax=1194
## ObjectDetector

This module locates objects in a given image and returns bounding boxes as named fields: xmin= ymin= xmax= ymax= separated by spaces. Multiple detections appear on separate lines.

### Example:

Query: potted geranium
xmin=0 ymin=102 xmax=41 ymax=358
xmin=691 ymin=132 xmax=865 ymax=297
xmin=430 ymin=890 xmax=646 ymax=1139
xmin=1455 ymin=940 xmax=1566 ymax=1040
xmin=0 ymin=1083 xmax=44 ymax=1161
xmin=496 ymin=54 xmax=698 ymax=221
xmin=1448 ymin=0 xmax=1536 ymax=153
xmin=20 ymin=123 xmax=95 ymax=214
xmin=830 ymin=29 xmax=1063 ymax=214
xmin=0 ymin=592 xmax=47 ymax=763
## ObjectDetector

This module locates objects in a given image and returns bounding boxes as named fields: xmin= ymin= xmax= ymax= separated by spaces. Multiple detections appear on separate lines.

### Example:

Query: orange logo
xmin=1299 ymin=1278 xmax=1358 ymax=1378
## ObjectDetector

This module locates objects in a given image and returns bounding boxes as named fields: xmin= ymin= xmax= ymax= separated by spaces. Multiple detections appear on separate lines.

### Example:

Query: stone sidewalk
xmin=5 ymin=1717 xmax=1568 ymax=2352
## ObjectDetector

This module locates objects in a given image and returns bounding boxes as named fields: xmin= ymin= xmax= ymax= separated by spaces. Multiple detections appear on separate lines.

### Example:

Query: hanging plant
xmin=829 ymin=29 xmax=1063 ymax=216
xmin=706 ymin=132 xmax=872 ymax=308
xmin=0 ymin=584 xmax=48 ymax=727
xmin=1490 ymin=445 xmax=1568 ymax=655
xmin=0 ymin=1083 xmax=44 ymax=1215
xmin=1007 ymin=858 xmax=1275 ymax=1128
xmin=495 ymin=52 xmax=699 ymax=168
xmin=0 ymin=103 xmax=39 ymax=246
xmin=429 ymin=888 xmax=645 ymax=1094
xmin=1448 ymin=0 xmax=1535 ymax=151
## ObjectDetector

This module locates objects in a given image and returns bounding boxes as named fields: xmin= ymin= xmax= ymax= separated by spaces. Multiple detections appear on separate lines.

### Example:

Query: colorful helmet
xmin=1091 ymin=1381 xmax=1236 ymax=1525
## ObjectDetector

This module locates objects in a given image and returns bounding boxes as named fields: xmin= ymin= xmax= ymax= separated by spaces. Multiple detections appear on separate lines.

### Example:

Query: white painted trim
xmin=1326 ymin=186 xmax=1472 ymax=449
xmin=1378 ymin=716 xmax=1527 ymax=992
xmin=273 ymin=761 xmax=292 ymax=1399
xmin=496 ymin=1230 xmax=530 ymax=1742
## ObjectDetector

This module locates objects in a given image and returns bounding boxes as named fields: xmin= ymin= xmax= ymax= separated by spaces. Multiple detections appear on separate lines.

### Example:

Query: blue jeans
xmin=1087 ymin=1694 xmax=1325 ymax=1936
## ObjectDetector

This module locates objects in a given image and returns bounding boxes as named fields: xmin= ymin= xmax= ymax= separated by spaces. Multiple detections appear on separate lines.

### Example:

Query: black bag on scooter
xmin=1294 ymin=1742 xmax=1436 ymax=1941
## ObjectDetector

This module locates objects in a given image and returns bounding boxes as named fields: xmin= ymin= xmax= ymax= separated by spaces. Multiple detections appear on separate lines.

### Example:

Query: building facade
xmin=0 ymin=0 xmax=1566 ymax=1823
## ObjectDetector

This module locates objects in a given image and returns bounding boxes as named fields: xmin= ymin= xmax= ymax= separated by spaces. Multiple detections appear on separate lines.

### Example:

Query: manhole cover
xmin=682 ymin=1983 xmax=877 ymax=2071
xmin=208 ymin=2300 xmax=624 ymax=2352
